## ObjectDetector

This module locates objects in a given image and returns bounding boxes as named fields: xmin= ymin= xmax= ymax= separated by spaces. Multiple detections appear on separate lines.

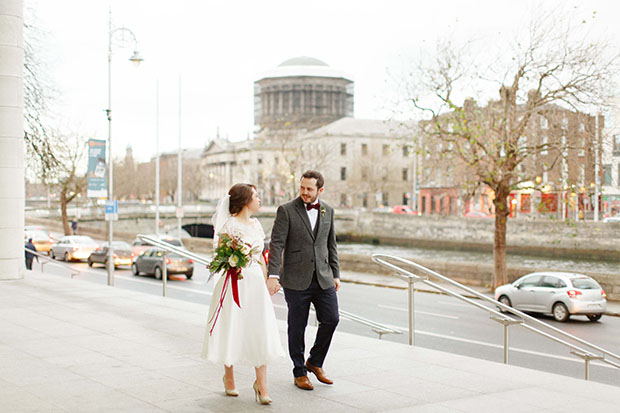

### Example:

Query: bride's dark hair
xmin=228 ymin=183 xmax=256 ymax=215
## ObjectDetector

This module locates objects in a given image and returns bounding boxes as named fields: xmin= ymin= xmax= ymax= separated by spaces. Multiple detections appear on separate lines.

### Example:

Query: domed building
xmin=254 ymin=56 xmax=354 ymax=130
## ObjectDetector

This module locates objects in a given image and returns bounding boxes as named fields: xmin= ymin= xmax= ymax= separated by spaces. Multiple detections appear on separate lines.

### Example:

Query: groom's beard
xmin=301 ymin=193 xmax=318 ymax=204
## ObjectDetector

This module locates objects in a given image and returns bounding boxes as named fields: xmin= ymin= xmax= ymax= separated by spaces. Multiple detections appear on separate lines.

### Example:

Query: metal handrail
xmin=25 ymin=247 xmax=80 ymax=277
xmin=137 ymin=234 xmax=402 ymax=339
xmin=372 ymin=253 xmax=620 ymax=380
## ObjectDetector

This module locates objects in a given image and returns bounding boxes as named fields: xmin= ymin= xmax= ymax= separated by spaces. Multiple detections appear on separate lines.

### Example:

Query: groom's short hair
xmin=301 ymin=170 xmax=324 ymax=189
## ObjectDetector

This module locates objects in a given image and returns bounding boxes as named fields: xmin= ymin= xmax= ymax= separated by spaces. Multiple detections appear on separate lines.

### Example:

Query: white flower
xmin=240 ymin=245 xmax=251 ymax=255
xmin=228 ymin=255 xmax=239 ymax=267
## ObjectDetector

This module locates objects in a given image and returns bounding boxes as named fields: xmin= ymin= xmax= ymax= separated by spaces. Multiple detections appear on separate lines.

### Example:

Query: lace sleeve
xmin=254 ymin=218 xmax=265 ymax=240
xmin=213 ymin=218 xmax=236 ymax=250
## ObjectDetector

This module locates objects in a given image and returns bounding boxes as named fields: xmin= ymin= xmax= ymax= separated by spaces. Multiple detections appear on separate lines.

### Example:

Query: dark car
xmin=88 ymin=241 xmax=133 ymax=268
xmin=131 ymin=247 xmax=194 ymax=279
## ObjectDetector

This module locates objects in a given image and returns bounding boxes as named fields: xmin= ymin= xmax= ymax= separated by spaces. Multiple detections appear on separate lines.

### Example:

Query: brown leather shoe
xmin=294 ymin=375 xmax=314 ymax=391
xmin=305 ymin=361 xmax=334 ymax=385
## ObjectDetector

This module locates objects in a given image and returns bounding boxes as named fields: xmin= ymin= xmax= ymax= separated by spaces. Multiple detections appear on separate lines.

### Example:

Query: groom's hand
xmin=334 ymin=278 xmax=341 ymax=292
xmin=266 ymin=278 xmax=280 ymax=296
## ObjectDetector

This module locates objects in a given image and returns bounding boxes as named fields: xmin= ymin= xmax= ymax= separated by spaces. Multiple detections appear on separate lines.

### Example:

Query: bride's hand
xmin=266 ymin=278 xmax=280 ymax=296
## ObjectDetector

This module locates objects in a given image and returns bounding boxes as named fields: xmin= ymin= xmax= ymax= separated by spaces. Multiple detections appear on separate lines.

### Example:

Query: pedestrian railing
xmin=137 ymin=234 xmax=402 ymax=339
xmin=24 ymin=247 xmax=80 ymax=278
xmin=371 ymin=254 xmax=620 ymax=380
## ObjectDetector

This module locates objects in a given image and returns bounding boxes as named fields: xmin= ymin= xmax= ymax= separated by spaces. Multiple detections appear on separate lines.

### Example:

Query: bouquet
xmin=208 ymin=233 xmax=259 ymax=280
xmin=207 ymin=233 xmax=261 ymax=335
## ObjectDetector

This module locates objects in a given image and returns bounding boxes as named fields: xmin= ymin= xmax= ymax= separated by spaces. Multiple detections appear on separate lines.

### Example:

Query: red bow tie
xmin=306 ymin=203 xmax=320 ymax=211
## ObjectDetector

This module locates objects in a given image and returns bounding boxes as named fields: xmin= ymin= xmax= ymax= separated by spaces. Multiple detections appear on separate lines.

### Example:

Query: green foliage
xmin=208 ymin=233 xmax=260 ymax=279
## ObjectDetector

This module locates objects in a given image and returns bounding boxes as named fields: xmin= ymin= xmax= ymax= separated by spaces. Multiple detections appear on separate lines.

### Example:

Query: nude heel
xmin=253 ymin=381 xmax=272 ymax=405
xmin=223 ymin=376 xmax=239 ymax=397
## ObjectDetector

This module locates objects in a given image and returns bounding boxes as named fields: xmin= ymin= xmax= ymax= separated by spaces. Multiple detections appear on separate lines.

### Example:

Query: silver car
xmin=51 ymin=235 xmax=99 ymax=262
xmin=494 ymin=272 xmax=607 ymax=322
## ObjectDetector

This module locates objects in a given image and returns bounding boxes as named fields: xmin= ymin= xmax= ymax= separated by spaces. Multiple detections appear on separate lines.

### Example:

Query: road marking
xmin=372 ymin=322 xmax=616 ymax=370
xmin=377 ymin=304 xmax=459 ymax=320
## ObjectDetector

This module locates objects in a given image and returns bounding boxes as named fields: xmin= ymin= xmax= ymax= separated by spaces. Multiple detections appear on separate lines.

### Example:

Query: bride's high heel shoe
xmin=223 ymin=376 xmax=239 ymax=397
xmin=253 ymin=381 xmax=272 ymax=405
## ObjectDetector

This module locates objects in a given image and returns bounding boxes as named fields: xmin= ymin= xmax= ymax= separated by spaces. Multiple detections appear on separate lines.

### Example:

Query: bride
xmin=202 ymin=183 xmax=285 ymax=405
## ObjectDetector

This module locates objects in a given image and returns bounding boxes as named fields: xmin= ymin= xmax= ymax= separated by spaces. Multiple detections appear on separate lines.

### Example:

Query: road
xmin=35 ymin=257 xmax=620 ymax=387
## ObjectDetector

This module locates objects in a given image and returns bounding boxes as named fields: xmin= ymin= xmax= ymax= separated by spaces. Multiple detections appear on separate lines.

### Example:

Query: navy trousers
xmin=283 ymin=274 xmax=339 ymax=378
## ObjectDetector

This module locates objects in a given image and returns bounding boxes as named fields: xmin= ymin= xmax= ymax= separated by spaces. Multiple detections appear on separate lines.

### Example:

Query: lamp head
xmin=129 ymin=50 xmax=143 ymax=67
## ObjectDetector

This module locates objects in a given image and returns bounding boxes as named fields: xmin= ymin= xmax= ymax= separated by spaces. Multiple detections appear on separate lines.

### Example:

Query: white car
xmin=494 ymin=272 xmax=607 ymax=322
xmin=602 ymin=216 xmax=620 ymax=223
xmin=51 ymin=236 xmax=100 ymax=262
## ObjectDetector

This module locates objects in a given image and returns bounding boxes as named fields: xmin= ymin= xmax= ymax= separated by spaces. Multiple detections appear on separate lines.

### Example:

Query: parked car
xmin=131 ymin=235 xmax=185 ymax=258
xmin=24 ymin=229 xmax=53 ymax=254
xmin=494 ymin=272 xmax=607 ymax=322
xmin=372 ymin=206 xmax=392 ymax=213
xmin=25 ymin=225 xmax=58 ymax=242
xmin=50 ymin=236 xmax=99 ymax=262
xmin=392 ymin=205 xmax=419 ymax=215
xmin=131 ymin=247 xmax=194 ymax=279
xmin=88 ymin=241 xmax=133 ymax=268
xmin=602 ymin=216 xmax=620 ymax=223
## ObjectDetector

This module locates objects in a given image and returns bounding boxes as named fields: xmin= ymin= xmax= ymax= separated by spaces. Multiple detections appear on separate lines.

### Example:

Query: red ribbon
xmin=208 ymin=267 xmax=241 ymax=335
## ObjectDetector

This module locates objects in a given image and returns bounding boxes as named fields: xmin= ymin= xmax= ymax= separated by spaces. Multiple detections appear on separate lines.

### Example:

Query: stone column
xmin=0 ymin=0 xmax=25 ymax=280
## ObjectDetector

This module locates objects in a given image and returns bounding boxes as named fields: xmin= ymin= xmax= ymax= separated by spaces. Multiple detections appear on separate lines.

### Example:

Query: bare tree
xmin=52 ymin=132 xmax=88 ymax=235
xmin=23 ymin=9 xmax=59 ymax=183
xmin=406 ymin=11 xmax=619 ymax=289
xmin=183 ymin=161 xmax=206 ymax=202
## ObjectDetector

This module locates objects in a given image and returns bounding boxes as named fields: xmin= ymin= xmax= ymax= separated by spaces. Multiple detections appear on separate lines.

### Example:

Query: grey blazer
xmin=268 ymin=197 xmax=340 ymax=291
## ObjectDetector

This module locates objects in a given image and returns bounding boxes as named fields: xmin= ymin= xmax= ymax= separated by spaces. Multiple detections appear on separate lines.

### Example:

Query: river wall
xmin=26 ymin=213 xmax=620 ymax=300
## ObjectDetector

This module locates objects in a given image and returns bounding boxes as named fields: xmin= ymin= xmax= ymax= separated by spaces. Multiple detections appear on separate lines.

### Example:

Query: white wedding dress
xmin=202 ymin=217 xmax=285 ymax=367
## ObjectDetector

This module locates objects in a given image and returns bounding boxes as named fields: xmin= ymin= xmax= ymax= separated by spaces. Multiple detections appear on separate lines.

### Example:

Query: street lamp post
xmin=106 ymin=8 xmax=143 ymax=286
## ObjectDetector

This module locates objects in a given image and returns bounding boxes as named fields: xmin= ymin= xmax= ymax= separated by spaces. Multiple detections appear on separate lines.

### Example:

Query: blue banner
xmin=87 ymin=139 xmax=107 ymax=198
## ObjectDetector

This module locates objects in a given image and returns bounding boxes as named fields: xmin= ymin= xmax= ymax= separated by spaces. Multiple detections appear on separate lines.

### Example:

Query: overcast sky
xmin=27 ymin=0 xmax=619 ymax=162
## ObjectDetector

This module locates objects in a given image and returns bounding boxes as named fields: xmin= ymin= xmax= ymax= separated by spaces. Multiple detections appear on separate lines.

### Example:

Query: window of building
xmin=257 ymin=157 xmax=262 ymax=164
xmin=402 ymin=168 xmax=408 ymax=181
xmin=403 ymin=193 xmax=408 ymax=205
xmin=382 ymin=144 xmax=389 ymax=156
xmin=382 ymin=192 xmax=388 ymax=206
xmin=579 ymin=122 xmax=586 ymax=132
xmin=541 ymin=135 xmax=548 ymax=155
xmin=341 ymin=143 xmax=347 ymax=156
xmin=340 ymin=193 xmax=347 ymax=207
xmin=340 ymin=167 xmax=346 ymax=181
xmin=403 ymin=145 xmax=410 ymax=157
xmin=562 ymin=117 xmax=569 ymax=129
xmin=540 ymin=117 xmax=549 ymax=129
xmin=274 ymin=157 xmax=279 ymax=164
xmin=603 ymin=164 xmax=612 ymax=186
xmin=361 ymin=143 xmax=368 ymax=156
xmin=543 ymin=171 xmax=549 ymax=183
xmin=362 ymin=193 xmax=368 ymax=208
xmin=579 ymin=164 xmax=585 ymax=186
xmin=617 ymin=163 xmax=620 ymax=187
xmin=421 ymin=196 xmax=426 ymax=214
xmin=613 ymin=134 xmax=620 ymax=156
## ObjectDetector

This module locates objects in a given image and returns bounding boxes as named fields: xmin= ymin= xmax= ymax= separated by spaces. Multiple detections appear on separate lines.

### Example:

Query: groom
xmin=267 ymin=170 xmax=340 ymax=391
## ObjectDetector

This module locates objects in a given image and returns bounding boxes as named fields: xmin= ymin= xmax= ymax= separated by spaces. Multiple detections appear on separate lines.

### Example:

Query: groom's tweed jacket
xmin=268 ymin=197 xmax=340 ymax=291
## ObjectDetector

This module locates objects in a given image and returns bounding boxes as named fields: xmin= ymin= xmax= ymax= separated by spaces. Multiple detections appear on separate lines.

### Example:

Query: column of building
xmin=0 ymin=0 xmax=25 ymax=279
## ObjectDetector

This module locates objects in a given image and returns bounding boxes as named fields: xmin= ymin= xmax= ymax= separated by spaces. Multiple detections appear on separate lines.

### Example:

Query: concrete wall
xmin=339 ymin=211 xmax=620 ymax=261
xmin=0 ymin=0 xmax=24 ymax=280
xmin=340 ymin=253 xmax=620 ymax=301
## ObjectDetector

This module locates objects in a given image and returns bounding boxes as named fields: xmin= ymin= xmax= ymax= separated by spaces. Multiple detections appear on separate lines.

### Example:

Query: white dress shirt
xmin=306 ymin=199 xmax=320 ymax=231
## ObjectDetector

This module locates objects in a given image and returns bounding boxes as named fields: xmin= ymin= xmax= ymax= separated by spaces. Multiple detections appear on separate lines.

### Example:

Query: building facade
xmin=254 ymin=56 xmax=354 ymax=131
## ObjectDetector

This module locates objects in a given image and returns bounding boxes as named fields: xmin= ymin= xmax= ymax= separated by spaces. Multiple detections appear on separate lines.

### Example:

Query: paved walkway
xmin=1 ymin=271 xmax=619 ymax=412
